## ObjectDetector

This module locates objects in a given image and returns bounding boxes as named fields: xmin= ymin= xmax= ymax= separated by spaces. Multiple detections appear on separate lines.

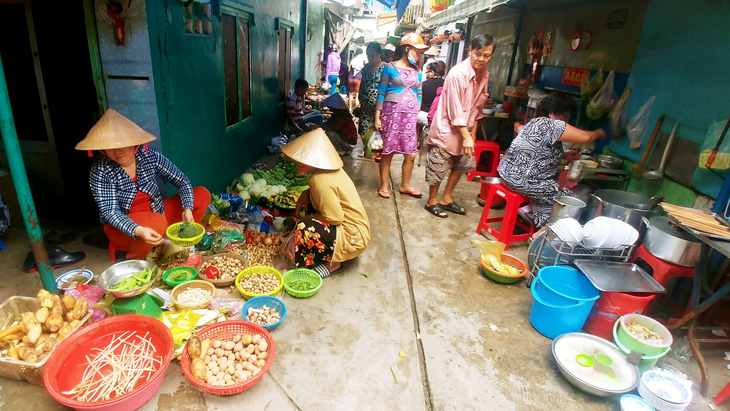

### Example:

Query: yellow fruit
xmin=496 ymin=264 xmax=511 ymax=276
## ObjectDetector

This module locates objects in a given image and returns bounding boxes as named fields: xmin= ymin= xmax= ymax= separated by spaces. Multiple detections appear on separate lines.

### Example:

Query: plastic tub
xmin=530 ymin=278 xmax=595 ymax=339
xmin=479 ymin=254 xmax=528 ymax=284
xmin=537 ymin=266 xmax=601 ymax=303
xmin=613 ymin=320 xmax=670 ymax=374
xmin=43 ymin=315 xmax=174 ymax=411
xmin=243 ymin=296 xmax=287 ymax=331
xmin=584 ymin=292 xmax=656 ymax=340
xmin=617 ymin=314 xmax=673 ymax=357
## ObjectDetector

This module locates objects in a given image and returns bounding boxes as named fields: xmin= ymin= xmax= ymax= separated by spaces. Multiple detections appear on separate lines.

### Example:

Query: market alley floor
xmin=0 ymin=156 xmax=721 ymax=410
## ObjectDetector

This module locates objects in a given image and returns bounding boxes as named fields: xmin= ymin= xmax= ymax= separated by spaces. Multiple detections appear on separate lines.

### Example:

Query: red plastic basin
xmin=43 ymin=315 xmax=174 ymax=411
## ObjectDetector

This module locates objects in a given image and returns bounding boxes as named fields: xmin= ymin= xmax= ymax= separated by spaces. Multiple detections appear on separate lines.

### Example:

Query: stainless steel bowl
xmin=97 ymin=260 xmax=159 ymax=298
xmin=552 ymin=333 xmax=639 ymax=397
xmin=596 ymin=155 xmax=622 ymax=169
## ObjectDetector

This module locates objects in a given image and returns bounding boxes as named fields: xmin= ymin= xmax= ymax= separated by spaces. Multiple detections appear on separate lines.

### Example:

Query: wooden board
xmin=646 ymin=132 xmax=700 ymax=186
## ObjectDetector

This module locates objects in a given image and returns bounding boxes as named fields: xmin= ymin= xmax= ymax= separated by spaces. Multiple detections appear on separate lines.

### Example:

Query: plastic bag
xmin=362 ymin=127 xmax=375 ymax=158
xmin=209 ymin=298 xmax=244 ymax=317
xmin=699 ymin=118 xmax=730 ymax=170
xmin=627 ymin=95 xmax=656 ymax=149
xmin=580 ymin=66 xmax=603 ymax=101
xmin=609 ymin=88 xmax=631 ymax=137
xmin=586 ymin=69 xmax=615 ymax=120
xmin=268 ymin=133 xmax=289 ymax=153
xmin=368 ymin=131 xmax=383 ymax=151
xmin=470 ymin=239 xmax=520 ymax=276
xmin=66 ymin=285 xmax=107 ymax=323
xmin=321 ymin=80 xmax=331 ymax=92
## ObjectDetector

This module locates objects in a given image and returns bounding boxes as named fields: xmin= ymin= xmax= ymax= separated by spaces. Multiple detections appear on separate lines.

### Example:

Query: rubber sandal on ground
xmin=441 ymin=201 xmax=466 ymax=215
xmin=312 ymin=264 xmax=343 ymax=278
xmin=424 ymin=204 xmax=448 ymax=218
xmin=399 ymin=189 xmax=423 ymax=198
xmin=377 ymin=189 xmax=390 ymax=199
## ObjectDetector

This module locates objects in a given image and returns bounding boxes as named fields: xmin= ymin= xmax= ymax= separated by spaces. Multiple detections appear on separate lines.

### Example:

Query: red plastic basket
xmin=180 ymin=321 xmax=276 ymax=396
xmin=43 ymin=315 xmax=175 ymax=411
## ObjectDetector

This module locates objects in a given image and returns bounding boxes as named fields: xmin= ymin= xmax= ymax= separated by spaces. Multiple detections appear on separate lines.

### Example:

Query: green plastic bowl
xmin=479 ymin=254 xmax=527 ymax=284
xmin=282 ymin=269 xmax=323 ymax=298
xmin=163 ymin=266 xmax=198 ymax=287
xmin=616 ymin=314 xmax=672 ymax=357
xmin=613 ymin=319 xmax=670 ymax=374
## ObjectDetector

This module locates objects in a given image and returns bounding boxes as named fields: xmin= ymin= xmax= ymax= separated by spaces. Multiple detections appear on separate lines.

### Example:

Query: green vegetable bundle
xmin=109 ymin=267 xmax=157 ymax=291
xmin=178 ymin=222 xmax=199 ymax=239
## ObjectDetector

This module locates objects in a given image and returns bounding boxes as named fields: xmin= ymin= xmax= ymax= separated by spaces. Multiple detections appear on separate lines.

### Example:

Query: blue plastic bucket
xmin=537 ymin=266 xmax=601 ymax=303
xmin=530 ymin=278 xmax=595 ymax=339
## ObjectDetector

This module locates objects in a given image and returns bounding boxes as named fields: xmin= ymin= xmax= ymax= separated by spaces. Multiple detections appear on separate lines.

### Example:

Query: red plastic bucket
xmin=583 ymin=292 xmax=655 ymax=340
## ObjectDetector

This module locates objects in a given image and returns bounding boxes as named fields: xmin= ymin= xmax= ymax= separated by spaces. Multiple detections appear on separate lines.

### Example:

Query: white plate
xmin=641 ymin=370 xmax=692 ymax=405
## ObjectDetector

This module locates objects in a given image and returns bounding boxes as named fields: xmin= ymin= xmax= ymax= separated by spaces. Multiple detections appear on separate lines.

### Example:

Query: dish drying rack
xmin=526 ymin=226 xmax=636 ymax=286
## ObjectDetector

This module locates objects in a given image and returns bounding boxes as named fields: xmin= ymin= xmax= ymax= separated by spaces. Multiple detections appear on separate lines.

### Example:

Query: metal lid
xmin=650 ymin=216 xmax=701 ymax=243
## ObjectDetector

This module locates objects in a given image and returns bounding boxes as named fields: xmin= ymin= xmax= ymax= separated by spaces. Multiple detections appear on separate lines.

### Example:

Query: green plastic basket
xmin=282 ymin=269 xmax=323 ymax=298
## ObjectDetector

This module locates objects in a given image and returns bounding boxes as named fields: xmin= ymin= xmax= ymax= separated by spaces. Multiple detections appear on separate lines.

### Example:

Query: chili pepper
xmin=205 ymin=266 xmax=220 ymax=279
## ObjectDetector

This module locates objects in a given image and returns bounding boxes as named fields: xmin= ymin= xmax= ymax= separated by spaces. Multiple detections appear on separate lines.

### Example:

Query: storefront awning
xmin=375 ymin=0 xmax=395 ymax=8
xmin=419 ymin=0 xmax=512 ymax=31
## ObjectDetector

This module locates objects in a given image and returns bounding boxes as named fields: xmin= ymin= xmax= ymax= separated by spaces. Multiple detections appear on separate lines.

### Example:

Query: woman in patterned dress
xmin=497 ymin=93 xmax=605 ymax=230
xmin=358 ymin=42 xmax=385 ymax=137
xmin=373 ymin=33 xmax=428 ymax=199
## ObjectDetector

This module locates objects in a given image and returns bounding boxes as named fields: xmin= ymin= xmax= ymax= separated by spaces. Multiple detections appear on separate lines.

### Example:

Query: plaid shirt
xmin=89 ymin=148 xmax=194 ymax=238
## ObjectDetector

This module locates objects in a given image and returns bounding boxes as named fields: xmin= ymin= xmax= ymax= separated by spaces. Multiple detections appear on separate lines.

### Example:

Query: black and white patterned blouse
xmin=498 ymin=117 xmax=567 ymax=191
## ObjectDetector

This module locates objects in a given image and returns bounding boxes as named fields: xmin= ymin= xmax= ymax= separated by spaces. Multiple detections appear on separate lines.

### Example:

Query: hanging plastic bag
xmin=586 ymin=69 xmax=615 ymax=120
xmin=627 ymin=95 xmax=656 ymax=149
xmin=609 ymin=88 xmax=631 ymax=137
xmin=699 ymin=118 xmax=730 ymax=170
xmin=368 ymin=131 xmax=384 ymax=151
xmin=580 ymin=66 xmax=603 ymax=101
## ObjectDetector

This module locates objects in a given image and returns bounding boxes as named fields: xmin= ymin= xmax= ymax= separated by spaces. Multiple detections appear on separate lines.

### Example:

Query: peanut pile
xmin=244 ymin=244 xmax=278 ymax=267
xmin=239 ymin=271 xmax=280 ymax=295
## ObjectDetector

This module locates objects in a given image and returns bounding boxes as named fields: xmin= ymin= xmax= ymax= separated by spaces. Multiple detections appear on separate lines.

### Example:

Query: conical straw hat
xmin=321 ymin=93 xmax=349 ymax=110
xmin=281 ymin=128 xmax=343 ymax=171
xmin=75 ymin=108 xmax=156 ymax=151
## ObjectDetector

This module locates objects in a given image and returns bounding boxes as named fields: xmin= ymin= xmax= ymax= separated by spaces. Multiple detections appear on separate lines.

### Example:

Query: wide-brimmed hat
xmin=75 ymin=108 xmax=156 ymax=151
xmin=400 ymin=33 xmax=429 ymax=50
xmin=424 ymin=46 xmax=440 ymax=56
xmin=281 ymin=128 xmax=343 ymax=171
xmin=321 ymin=93 xmax=349 ymax=110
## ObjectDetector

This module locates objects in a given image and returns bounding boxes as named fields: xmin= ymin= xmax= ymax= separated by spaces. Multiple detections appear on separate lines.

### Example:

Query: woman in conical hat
xmin=281 ymin=129 xmax=370 ymax=278
xmin=76 ymin=108 xmax=210 ymax=259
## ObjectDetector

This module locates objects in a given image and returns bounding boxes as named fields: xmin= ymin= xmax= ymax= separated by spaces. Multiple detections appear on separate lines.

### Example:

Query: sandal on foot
xmin=377 ymin=189 xmax=390 ymax=199
xmin=441 ymin=201 xmax=466 ymax=215
xmin=399 ymin=189 xmax=423 ymax=198
xmin=424 ymin=204 xmax=448 ymax=218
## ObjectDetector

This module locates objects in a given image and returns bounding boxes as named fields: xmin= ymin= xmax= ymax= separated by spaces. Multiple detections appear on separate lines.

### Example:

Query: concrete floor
xmin=0 ymin=156 xmax=724 ymax=410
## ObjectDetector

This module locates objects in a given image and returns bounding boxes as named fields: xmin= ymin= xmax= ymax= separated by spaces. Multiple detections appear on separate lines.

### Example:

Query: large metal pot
xmin=642 ymin=216 xmax=701 ymax=267
xmin=587 ymin=189 xmax=662 ymax=232
xmin=548 ymin=195 xmax=586 ymax=223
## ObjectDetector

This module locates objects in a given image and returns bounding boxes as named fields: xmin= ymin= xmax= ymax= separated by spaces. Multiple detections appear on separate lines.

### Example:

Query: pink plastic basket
xmin=180 ymin=321 xmax=276 ymax=396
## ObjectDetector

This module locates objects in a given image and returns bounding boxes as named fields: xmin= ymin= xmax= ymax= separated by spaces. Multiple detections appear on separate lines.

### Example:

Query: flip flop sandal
xmin=424 ymin=204 xmax=448 ymax=218
xmin=399 ymin=189 xmax=423 ymax=198
xmin=441 ymin=202 xmax=466 ymax=215
xmin=377 ymin=189 xmax=390 ymax=199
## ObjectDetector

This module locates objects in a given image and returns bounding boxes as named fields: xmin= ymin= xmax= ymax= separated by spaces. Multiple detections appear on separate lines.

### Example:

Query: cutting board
xmin=646 ymin=131 xmax=700 ymax=186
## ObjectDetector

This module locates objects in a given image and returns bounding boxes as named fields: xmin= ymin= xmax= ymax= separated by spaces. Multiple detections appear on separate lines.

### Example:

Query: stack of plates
xmin=549 ymin=218 xmax=584 ymax=244
xmin=638 ymin=370 xmax=692 ymax=411
xmin=583 ymin=217 xmax=639 ymax=248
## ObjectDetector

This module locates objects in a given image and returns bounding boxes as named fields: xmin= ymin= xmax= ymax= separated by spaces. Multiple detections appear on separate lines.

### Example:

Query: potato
xmin=226 ymin=366 xmax=235 ymax=375
xmin=45 ymin=314 xmax=63 ymax=333
xmin=215 ymin=348 xmax=224 ymax=357
xmin=37 ymin=290 xmax=53 ymax=309
xmin=223 ymin=341 xmax=235 ymax=351
xmin=258 ymin=352 xmax=269 ymax=360
xmin=252 ymin=335 xmax=261 ymax=344
xmin=191 ymin=357 xmax=207 ymax=380
xmin=258 ymin=341 xmax=268 ymax=352
xmin=62 ymin=294 xmax=76 ymax=311
xmin=50 ymin=295 xmax=65 ymax=316
xmin=27 ymin=324 xmax=43 ymax=345
xmin=245 ymin=345 xmax=255 ymax=354
xmin=242 ymin=334 xmax=253 ymax=345
xmin=187 ymin=336 xmax=202 ymax=359
xmin=72 ymin=298 xmax=88 ymax=321
xmin=256 ymin=359 xmax=265 ymax=368
xmin=212 ymin=340 xmax=222 ymax=349
xmin=35 ymin=307 xmax=50 ymax=324
xmin=232 ymin=334 xmax=242 ymax=343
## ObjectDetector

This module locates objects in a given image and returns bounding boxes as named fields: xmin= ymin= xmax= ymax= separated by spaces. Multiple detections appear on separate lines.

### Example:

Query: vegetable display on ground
xmin=189 ymin=333 xmax=270 ymax=386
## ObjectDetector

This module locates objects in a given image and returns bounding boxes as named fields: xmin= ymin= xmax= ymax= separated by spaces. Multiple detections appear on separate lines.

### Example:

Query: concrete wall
xmin=306 ymin=0 xmax=326 ymax=84
xmin=471 ymin=8 xmax=520 ymax=100
xmin=146 ymin=0 xmax=303 ymax=192
xmin=609 ymin=0 xmax=730 ymax=201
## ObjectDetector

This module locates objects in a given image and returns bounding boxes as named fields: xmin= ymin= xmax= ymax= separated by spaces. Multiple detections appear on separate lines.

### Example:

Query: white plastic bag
xmin=627 ymin=95 xmax=656 ymax=149
xmin=321 ymin=81 xmax=331 ymax=92
xmin=609 ymin=88 xmax=631 ymax=137
xmin=368 ymin=131 xmax=384 ymax=151
xmin=586 ymin=69 xmax=615 ymax=120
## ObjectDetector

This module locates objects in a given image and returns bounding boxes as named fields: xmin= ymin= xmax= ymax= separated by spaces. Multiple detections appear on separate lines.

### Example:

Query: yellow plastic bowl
xmin=235 ymin=266 xmax=284 ymax=299
xmin=166 ymin=222 xmax=205 ymax=247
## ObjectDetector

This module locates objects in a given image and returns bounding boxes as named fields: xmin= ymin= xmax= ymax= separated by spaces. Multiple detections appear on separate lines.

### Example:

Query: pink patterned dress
xmin=380 ymin=67 xmax=419 ymax=155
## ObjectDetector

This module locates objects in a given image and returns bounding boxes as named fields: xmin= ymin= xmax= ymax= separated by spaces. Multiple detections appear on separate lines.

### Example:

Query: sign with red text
xmin=562 ymin=68 xmax=589 ymax=87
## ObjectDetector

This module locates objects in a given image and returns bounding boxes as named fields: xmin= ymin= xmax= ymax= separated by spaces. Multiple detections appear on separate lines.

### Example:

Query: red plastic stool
xmin=108 ymin=241 xmax=129 ymax=263
xmin=630 ymin=244 xmax=694 ymax=317
xmin=476 ymin=182 xmax=534 ymax=250
xmin=467 ymin=141 xmax=500 ymax=182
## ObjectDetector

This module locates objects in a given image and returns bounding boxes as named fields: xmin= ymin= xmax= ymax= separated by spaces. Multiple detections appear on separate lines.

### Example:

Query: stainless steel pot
xmin=549 ymin=195 xmax=586 ymax=223
xmin=642 ymin=216 xmax=701 ymax=267
xmin=587 ymin=189 xmax=662 ymax=232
